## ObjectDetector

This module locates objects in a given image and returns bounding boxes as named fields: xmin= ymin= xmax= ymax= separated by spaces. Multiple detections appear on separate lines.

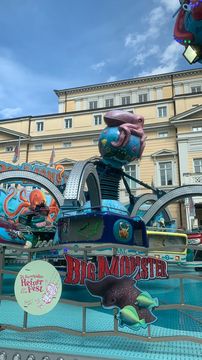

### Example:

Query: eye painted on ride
xmin=183 ymin=3 xmax=192 ymax=12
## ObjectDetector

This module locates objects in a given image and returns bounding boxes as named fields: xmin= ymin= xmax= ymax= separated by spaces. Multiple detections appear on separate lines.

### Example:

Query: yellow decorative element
xmin=101 ymin=139 xmax=107 ymax=145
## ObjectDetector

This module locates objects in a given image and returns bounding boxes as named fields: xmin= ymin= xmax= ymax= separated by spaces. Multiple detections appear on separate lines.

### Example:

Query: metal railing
xmin=183 ymin=173 xmax=202 ymax=185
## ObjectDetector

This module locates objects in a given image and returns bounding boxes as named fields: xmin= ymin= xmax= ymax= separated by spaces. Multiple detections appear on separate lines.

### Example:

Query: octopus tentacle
xmin=3 ymin=187 xmax=30 ymax=218
xmin=19 ymin=188 xmax=28 ymax=202
xmin=47 ymin=198 xmax=59 ymax=222
xmin=111 ymin=123 xmax=145 ymax=148
xmin=111 ymin=126 xmax=131 ymax=147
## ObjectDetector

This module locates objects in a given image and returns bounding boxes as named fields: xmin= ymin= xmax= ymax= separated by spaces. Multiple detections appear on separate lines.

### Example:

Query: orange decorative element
xmin=3 ymin=188 xmax=56 ymax=220
xmin=3 ymin=187 xmax=30 ymax=219
xmin=55 ymin=164 xmax=65 ymax=184
xmin=47 ymin=198 xmax=59 ymax=222
xmin=118 ymin=222 xmax=129 ymax=239
xmin=29 ymin=189 xmax=46 ymax=210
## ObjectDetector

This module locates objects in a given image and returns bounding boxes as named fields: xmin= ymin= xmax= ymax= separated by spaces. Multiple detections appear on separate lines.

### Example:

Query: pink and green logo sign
xmin=14 ymin=260 xmax=62 ymax=315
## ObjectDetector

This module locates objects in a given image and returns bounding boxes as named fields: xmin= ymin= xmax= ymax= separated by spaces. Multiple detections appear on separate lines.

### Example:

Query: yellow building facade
xmin=1 ymin=68 xmax=202 ymax=228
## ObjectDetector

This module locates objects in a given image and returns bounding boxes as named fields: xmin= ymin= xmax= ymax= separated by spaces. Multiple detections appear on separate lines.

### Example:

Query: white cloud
xmin=132 ymin=45 xmax=160 ymax=66
xmin=125 ymin=1 xmax=182 ymax=77
xmin=91 ymin=61 xmax=106 ymax=71
xmin=106 ymin=75 xmax=117 ymax=82
xmin=125 ymin=33 xmax=146 ymax=48
xmin=149 ymin=6 xmax=166 ymax=34
xmin=159 ymin=0 xmax=179 ymax=13
xmin=139 ymin=41 xmax=181 ymax=76
xmin=125 ymin=6 xmax=166 ymax=48
xmin=0 ymin=107 xmax=22 ymax=119
xmin=0 ymin=107 xmax=22 ymax=118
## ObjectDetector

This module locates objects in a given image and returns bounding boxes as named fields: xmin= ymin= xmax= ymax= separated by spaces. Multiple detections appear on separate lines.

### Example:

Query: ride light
xmin=26 ymin=355 xmax=35 ymax=360
xmin=155 ymin=255 xmax=160 ymax=259
xmin=0 ymin=352 xmax=7 ymax=360
xmin=12 ymin=355 xmax=21 ymax=360
xmin=175 ymin=256 xmax=180 ymax=261
xmin=183 ymin=45 xmax=201 ymax=64
xmin=42 ymin=357 xmax=50 ymax=360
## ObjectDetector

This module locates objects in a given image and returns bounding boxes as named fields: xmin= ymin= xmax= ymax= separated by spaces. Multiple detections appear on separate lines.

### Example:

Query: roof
xmin=54 ymin=68 xmax=202 ymax=96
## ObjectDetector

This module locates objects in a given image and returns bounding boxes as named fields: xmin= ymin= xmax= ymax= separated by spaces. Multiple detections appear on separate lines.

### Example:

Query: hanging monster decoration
xmin=174 ymin=0 xmax=202 ymax=64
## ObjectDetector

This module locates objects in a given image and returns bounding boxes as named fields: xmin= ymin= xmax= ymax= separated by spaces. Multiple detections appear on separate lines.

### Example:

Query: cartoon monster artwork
xmin=85 ymin=269 xmax=159 ymax=331
xmin=174 ymin=0 xmax=202 ymax=64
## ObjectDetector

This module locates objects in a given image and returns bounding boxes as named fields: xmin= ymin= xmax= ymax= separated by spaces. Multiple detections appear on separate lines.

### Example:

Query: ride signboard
xmin=14 ymin=260 xmax=62 ymax=315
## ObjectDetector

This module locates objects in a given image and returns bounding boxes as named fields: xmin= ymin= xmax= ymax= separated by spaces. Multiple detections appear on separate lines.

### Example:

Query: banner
xmin=12 ymin=138 xmax=20 ymax=163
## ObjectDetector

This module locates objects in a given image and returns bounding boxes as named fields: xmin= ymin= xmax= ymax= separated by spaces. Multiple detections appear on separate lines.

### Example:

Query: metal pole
xmin=82 ymin=307 xmax=86 ymax=334
xmin=22 ymin=249 xmax=32 ymax=329
xmin=0 ymin=246 xmax=5 ymax=304
xmin=113 ymin=308 xmax=119 ymax=333
xmin=148 ymin=324 xmax=151 ymax=339
xmin=180 ymin=278 xmax=185 ymax=305
xmin=23 ymin=311 xmax=28 ymax=329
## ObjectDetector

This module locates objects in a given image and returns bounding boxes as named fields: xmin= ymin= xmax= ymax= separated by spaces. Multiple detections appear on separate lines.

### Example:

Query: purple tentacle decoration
xmin=104 ymin=110 xmax=147 ymax=158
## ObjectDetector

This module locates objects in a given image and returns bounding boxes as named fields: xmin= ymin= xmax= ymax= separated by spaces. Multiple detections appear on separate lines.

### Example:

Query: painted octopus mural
xmin=3 ymin=187 xmax=59 ymax=223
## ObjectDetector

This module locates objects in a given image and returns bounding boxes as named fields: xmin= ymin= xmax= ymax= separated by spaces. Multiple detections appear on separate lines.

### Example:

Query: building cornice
xmin=145 ymin=122 xmax=173 ymax=131
xmin=0 ymin=98 xmax=175 ymax=123
xmin=30 ymin=130 xmax=101 ymax=143
xmin=54 ymin=68 xmax=202 ymax=97
xmin=0 ymin=126 xmax=30 ymax=139
xmin=170 ymin=106 xmax=202 ymax=127
xmin=151 ymin=149 xmax=177 ymax=158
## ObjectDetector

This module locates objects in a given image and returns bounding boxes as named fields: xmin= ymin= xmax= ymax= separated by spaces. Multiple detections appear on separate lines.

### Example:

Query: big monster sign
xmin=64 ymin=255 xmax=168 ymax=332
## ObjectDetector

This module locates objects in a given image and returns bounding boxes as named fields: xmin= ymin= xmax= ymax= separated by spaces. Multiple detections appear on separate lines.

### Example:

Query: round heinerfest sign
xmin=14 ymin=260 xmax=62 ymax=315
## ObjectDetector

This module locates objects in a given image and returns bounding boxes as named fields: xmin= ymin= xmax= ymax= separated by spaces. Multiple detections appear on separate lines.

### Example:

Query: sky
xmin=0 ymin=0 xmax=201 ymax=119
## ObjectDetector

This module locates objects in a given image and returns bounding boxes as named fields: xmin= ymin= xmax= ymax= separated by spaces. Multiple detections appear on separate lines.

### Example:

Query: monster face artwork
xmin=85 ymin=269 xmax=159 ymax=331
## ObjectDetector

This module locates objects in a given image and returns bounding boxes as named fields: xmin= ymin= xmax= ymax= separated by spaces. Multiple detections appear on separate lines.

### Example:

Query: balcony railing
xmin=183 ymin=173 xmax=202 ymax=185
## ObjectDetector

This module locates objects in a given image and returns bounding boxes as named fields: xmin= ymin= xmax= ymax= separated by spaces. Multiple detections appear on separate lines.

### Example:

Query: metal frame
xmin=130 ymin=193 xmax=172 ymax=223
xmin=63 ymin=161 xmax=101 ymax=209
xmin=143 ymin=185 xmax=202 ymax=224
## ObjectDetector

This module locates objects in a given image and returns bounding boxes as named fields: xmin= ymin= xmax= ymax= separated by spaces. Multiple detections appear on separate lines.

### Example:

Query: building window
xmin=36 ymin=121 xmax=44 ymax=132
xmin=63 ymin=142 xmax=72 ymax=148
xmin=138 ymin=93 xmax=148 ymax=103
xmin=124 ymin=164 xmax=137 ymax=190
xmin=94 ymin=114 xmax=102 ymax=125
xmin=121 ymin=96 xmax=130 ymax=105
xmin=92 ymin=139 xmax=99 ymax=145
xmin=64 ymin=118 xmax=72 ymax=129
xmin=105 ymin=98 xmax=114 ymax=107
xmin=158 ymin=106 xmax=167 ymax=118
xmin=158 ymin=131 xmax=168 ymax=138
xmin=194 ymin=158 xmax=202 ymax=173
xmin=35 ymin=144 xmax=43 ymax=151
xmin=193 ymin=126 xmax=202 ymax=132
xmin=89 ymin=101 xmax=98 ymax=109
xmin=191 ymin=86 xmax=201 ymax=94
xmin=5 ymin=145 xmax=14 ymax=152
xmin=159 ymin=161 xmax=173 ymax=186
